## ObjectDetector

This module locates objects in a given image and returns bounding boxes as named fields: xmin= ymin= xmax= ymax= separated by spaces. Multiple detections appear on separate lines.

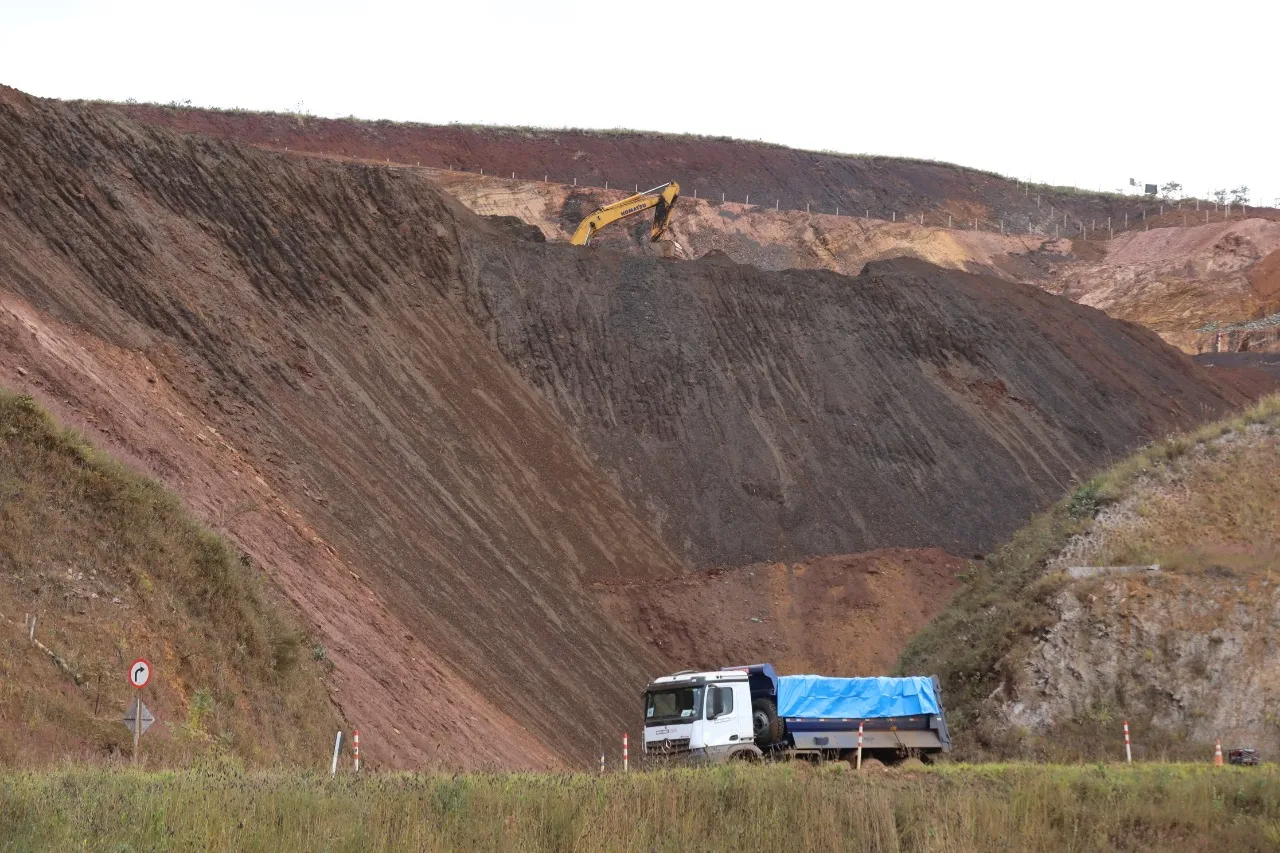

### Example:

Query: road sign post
xmin=127 ymin=658 xmax=151 ymax=766
xmin=133 ymin=691 xmax=141 ymax=765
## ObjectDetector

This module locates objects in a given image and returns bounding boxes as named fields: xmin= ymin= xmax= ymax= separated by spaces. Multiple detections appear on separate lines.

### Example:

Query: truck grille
xmin=646 ymin=737 xmax=691 ymax=754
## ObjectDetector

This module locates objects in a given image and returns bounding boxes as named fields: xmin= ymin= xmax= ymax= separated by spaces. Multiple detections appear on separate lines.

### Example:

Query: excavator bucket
xmin=649 ymin=184 xmax=681 ymax=242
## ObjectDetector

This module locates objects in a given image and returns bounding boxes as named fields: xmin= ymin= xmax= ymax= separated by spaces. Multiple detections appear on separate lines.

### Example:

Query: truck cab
xmin=642 ymin=669 xmax=760 ymax=762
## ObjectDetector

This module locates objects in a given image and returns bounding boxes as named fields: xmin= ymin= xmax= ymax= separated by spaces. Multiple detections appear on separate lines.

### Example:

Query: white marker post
xmin=623 ymin=732 xmax=629 ymax=772
xmin=353 ymin=729 xmax=360 ymax=773
xmin=1123 ymin=720 xmax=1132 ymax=764
xmin=856 ymin=720 xmax=864 ymax=770
xmin=331 ymin=731 xmax=344 ymax=776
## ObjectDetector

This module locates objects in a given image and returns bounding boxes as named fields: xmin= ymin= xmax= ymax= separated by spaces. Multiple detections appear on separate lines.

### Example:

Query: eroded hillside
xmin=0 ymin=86 xmax=684 ymax=769
xmin=102 ymin=105 xmax=1280 ymax=356
xmin=453 ymin=241 xmax=1245 ymax=565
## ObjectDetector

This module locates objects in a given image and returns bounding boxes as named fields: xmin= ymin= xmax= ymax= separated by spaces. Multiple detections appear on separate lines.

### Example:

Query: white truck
xmin=642 ymin=663 xmax=950 ymax=764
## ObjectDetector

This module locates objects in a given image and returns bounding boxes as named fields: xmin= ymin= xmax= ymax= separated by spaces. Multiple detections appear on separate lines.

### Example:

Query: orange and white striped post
xmin=1123 ymin=720 xmax=1132 ymax=764
xmin=353 ymin=729 xmax=360 ymax=773
xmin=623 ymin=732 xmax=629 ymax=772
xmin=1214 ymin=739 xmax=1224 ymax=766
xmin=856 ymin=720 xmax=864 ymax=770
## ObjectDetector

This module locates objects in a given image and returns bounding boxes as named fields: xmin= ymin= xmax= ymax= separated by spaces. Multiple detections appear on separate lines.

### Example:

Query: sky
xmin=2 ymin=0 xmax=1276 ymax=205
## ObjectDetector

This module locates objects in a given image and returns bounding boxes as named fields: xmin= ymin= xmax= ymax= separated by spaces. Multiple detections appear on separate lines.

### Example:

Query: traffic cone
xmin=1214 ymin=739 xmax=1223 ymax=766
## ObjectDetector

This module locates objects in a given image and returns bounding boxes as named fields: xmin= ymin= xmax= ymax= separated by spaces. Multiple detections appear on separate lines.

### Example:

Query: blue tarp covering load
xmin=777 ymin=675 xmax=939 ymax=719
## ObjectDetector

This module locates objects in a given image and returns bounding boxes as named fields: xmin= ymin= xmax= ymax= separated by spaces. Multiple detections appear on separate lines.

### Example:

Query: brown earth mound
xmin=599 ymin=550 xmax=968 ymax=678
xmin=453 ymin=240 xmax=1246 ymax=565
xmin=0 ymin=85 xmax=1249 ymax=767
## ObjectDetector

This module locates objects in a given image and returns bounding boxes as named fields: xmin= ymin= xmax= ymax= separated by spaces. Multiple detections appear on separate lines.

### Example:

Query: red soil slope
xmin=0 ymin=86 xmax=687 ymax=769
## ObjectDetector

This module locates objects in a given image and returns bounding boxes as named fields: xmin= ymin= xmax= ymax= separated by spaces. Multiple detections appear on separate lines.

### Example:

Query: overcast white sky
xmin=2 ymin=0 xmax=1276 ymax=204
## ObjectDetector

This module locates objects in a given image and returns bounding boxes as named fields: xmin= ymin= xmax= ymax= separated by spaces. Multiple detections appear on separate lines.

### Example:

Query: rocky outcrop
xmin=1005 ymin=575 xmax=1280 ymax=754
xmin=992 ymin=421 xmax=1280 ymax=755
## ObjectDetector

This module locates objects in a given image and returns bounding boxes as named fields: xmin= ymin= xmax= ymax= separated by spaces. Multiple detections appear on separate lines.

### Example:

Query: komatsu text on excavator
xmin=570 ymin=181 xmax=680 ymax=246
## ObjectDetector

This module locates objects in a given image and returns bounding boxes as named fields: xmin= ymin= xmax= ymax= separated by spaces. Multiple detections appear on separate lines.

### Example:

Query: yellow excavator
xmin=570 ymin=181 xmax=680 ymax=246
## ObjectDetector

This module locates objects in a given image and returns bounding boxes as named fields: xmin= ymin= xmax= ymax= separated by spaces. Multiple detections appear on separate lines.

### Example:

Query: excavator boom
xmin=570 ymin=182 xmax=680 ymax=246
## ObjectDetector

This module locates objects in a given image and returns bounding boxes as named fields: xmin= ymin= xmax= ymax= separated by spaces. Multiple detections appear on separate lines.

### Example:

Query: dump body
xmin=775 ymin=674 xmax=950 ymax=753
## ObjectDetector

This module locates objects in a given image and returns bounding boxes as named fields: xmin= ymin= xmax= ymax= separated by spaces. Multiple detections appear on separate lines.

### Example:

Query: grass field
xmin=3 ymin=763 xmax=1279 ymax=852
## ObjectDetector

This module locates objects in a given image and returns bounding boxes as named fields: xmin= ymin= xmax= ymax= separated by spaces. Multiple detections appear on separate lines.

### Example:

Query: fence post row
xmin=442 ymin=165 xmax=1255 ymax=237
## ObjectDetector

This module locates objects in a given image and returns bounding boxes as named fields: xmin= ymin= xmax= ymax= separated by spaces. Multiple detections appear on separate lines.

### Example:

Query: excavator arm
xmin=570 ymin=181 xmax=680 ymax=246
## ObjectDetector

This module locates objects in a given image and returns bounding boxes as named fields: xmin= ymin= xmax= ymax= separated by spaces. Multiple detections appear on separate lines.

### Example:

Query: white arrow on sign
xmin=128 ymin=658 xmax=151 ymax=689
xmin=123 ymin=702 xmax=156 ymax=736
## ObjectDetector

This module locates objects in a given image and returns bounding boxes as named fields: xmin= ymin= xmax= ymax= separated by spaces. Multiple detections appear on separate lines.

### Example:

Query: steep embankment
xmin=0 ymin=85 xmax=687 ymax=769
xmin=454 ymin=237 xmax=1246 ymax=566
xmin=0 ymin=391 xmax=337 ymax=766
xmin=900 ymin=395 xmax=1280 ymax=760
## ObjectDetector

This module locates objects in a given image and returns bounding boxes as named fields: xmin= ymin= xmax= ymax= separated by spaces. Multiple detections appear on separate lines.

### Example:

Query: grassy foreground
xmin=3 ymin=764 xmax=1280 ymax=852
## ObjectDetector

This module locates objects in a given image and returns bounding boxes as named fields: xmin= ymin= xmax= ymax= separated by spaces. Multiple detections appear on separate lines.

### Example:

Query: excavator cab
xmin=570 ymin=181 xmax=680 ymax=246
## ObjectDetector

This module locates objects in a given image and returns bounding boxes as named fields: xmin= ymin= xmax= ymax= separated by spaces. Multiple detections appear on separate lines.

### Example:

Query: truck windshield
xmin=644 ymin=686 xmax=704 ymax=725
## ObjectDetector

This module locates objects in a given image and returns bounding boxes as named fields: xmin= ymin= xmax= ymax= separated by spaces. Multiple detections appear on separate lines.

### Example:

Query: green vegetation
xmin=898 ymin=394 xmax=1280 ymax=748
xmin=0 ymin=390 xmax=336 ymax=766
xmin=2 ymin=764 xmax=1278 ymax=851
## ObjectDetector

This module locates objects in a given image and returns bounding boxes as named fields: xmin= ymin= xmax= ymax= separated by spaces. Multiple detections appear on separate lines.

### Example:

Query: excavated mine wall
xmin=0 ymin=88 xmax=1247 ymax=764
xmin=0 ymin=87 xmax=687 ymax=768
xmin=455 ymin=240 xmax=1245 ymax=566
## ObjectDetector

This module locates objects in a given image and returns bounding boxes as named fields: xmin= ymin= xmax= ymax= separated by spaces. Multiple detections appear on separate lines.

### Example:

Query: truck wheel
xmin=752 ymin=698 xmax=784 ymax=747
